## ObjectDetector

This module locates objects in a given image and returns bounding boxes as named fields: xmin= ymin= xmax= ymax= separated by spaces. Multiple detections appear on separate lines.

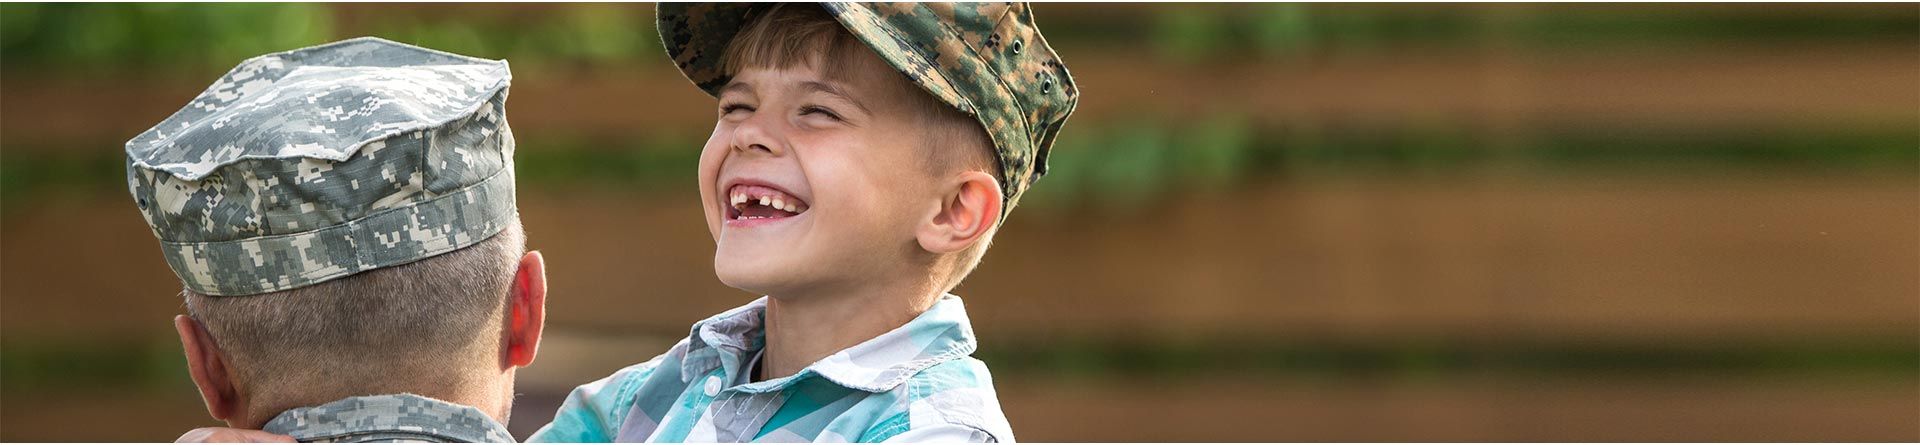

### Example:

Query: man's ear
xmin=173 ymin=314 xmax=240 ymax=422
xmin=503 ymin=250 xmax=547 ymax=369
xmin=917 ymin=171 xmax=1003 ymax=255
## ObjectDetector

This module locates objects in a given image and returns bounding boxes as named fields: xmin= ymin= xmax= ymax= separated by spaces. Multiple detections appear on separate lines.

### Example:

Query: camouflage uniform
xmin=263 ymin=394 xmax=516 ymax=443
xmin=125 ymin=37 xmax=519 ymax=442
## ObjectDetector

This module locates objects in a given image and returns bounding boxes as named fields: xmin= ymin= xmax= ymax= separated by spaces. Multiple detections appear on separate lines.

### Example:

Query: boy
xmin=527 ymin=3 xmax=1076 ymax=442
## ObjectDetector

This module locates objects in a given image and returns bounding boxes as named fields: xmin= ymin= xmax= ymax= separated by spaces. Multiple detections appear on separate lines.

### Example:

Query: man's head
xmin=660 ymin=3 xmax=1079 ymax=297
xmin=172 ymin=223 xmax=544 ymax=427
xmin=124 ymin=37 xmax=543 ymax=427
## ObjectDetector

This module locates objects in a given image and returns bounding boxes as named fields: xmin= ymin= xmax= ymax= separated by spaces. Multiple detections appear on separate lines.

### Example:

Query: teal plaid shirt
xmin=527 ymin=295 xmax=1014 ymax=442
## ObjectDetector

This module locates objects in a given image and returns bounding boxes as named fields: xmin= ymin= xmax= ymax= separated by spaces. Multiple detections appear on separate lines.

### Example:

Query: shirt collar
xmin=261 ymin=393 xmax=515 ymax=443
xmin=678 ymin=294 xmax=979 ymax=393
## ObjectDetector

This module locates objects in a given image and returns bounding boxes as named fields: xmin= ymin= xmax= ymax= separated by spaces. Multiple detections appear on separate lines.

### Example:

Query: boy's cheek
xmin=696 ymin=139 xmax=729 ymax=237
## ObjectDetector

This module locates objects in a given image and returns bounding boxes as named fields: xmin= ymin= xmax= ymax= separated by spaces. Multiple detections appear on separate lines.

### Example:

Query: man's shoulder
xmin=264 ymin=393 xmax=515 ymax=443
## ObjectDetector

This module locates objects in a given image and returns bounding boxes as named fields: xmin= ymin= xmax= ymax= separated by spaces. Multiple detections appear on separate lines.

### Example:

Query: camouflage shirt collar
xmin=261 ymin=393 xmax=515 ymax=443
xmin=679 ymin=294 xmax=980 ymax=393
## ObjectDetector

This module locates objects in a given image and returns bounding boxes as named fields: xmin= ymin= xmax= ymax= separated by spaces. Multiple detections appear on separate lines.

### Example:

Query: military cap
xmin=125 ymin=37 xmax=517 ymax=296
xmin=657 ymin=2 xmax=1080 ymax=213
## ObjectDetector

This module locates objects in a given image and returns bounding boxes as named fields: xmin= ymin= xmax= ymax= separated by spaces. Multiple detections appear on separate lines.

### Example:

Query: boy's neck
xmin=758 ymin=279 xmax=943 ymax=381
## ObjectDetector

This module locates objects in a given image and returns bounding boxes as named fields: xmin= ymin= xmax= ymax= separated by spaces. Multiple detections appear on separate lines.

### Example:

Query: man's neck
xmin=758 ymin=277 xmax=942 ymax=381
xmin=236 ymin=373 xmax=511 ymax=427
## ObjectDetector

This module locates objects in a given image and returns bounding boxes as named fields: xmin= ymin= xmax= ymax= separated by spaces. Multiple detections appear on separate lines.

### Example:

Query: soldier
xmin=129 ymin=37 xmax=544 ymax=443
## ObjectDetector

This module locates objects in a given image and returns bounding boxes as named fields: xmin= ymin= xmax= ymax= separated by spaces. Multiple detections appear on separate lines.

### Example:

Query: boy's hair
xmin=181 ymin=220 xmax=526 ymax=407
xmin=724 ymin=4 xmax=1001 ymax=290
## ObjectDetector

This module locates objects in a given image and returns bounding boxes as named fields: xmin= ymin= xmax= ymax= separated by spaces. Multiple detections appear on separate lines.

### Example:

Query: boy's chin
xmin=713 ymin=256 xmax=804 ymax=296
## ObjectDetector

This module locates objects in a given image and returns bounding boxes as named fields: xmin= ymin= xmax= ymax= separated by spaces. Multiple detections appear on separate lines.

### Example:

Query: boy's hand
xmin=175 ymin=427 xmax=295 ymax=443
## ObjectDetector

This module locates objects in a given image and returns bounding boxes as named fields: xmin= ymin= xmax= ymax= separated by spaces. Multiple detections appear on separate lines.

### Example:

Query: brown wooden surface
xmin=4 ymin=174 xmax=1913 ymax=342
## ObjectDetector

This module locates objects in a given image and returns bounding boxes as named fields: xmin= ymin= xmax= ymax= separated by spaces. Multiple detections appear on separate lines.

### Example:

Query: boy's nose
xmin=729 ymin=115 xmax=785 ymax=156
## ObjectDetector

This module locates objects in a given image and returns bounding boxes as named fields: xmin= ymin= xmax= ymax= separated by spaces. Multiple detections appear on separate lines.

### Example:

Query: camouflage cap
xmin=124 ymin=37 xmax=517 ymax=296
xmin=657 ymin=2 xmax=1080 ymax=213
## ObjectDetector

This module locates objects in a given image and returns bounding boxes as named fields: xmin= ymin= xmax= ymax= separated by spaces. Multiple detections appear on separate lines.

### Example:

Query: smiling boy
xmin=527 ymin=3 xmax=1077 ymax=443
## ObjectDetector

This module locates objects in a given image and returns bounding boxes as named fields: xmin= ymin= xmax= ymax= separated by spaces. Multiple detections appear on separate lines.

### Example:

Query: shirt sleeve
xmin=524 ymin=359 xmax=661 ymax=443
xmin=878 ymin=423 xmax=1000 ymax=443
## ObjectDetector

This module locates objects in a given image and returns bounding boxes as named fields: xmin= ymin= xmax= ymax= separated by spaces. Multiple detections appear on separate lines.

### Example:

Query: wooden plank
xmin=4 ymin=175 xmax=1912 ymax=342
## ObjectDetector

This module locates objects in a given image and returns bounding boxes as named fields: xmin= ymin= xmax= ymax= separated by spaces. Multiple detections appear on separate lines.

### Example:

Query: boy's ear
xmin=916 ymin=171 xmax=1003 ymax=255
xmin=503 ymin=250 xmax=547 ymax=369
xmin=174 ymin=314 xmax=240 ymax=422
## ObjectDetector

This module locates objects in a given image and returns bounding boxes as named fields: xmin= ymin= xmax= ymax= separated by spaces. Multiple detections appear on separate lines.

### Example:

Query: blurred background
xmin=2 ymin=2 xmax=1915 ymax=441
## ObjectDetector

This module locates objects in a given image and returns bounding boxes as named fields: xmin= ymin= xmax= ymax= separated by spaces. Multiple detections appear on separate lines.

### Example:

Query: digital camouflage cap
xmin=657 ymin=2 xmax=1080 ymax=213
xmin=125 ymin=37 xmax=518 ymax=296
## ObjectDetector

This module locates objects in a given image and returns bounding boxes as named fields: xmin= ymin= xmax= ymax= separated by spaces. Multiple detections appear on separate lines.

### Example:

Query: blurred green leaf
xmin=1150 ymin=7 xmax=1226 ymax=63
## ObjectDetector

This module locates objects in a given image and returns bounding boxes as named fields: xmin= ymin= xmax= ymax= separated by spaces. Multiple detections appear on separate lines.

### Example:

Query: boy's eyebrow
xmin=799 ymin=81 xmax=871 ymax=115
xmin=720 ymin=81 xmax=754 ymax=97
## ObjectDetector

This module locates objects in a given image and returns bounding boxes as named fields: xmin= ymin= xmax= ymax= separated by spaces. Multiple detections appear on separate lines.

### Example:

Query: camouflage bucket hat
xmin=125 ymin=37 xmax=518 ymax=296
xmin=657 ymin=2 xmax=1080 ymax=212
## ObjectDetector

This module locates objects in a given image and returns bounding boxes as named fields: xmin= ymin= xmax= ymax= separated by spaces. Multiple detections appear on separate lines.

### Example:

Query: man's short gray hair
xmin=183 ymin=220 xmax=526 ymax=405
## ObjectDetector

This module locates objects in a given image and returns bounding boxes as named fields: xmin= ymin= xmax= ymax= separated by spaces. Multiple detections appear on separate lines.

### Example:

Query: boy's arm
xmin=524 ymin=358 xmax=662 ymax=443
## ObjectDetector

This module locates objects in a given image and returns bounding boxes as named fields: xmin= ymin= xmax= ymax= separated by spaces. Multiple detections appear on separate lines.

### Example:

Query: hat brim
xmin=655 ymin=3 xmax=972 ymax=115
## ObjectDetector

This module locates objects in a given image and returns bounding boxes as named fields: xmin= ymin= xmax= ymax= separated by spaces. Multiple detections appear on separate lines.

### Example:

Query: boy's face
xmin=697 ymin=57 xmax=940 ymax=297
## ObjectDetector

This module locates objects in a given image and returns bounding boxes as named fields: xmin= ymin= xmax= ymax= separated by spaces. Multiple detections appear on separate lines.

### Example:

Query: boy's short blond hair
xmin=723 ymin=4 xmax=1000 ymax=290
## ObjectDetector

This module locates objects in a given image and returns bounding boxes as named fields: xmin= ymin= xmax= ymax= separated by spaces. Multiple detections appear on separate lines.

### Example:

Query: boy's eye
xmin=799 ymin=105 xmax=842 ymax=121
xmin=720 ymin=103 xmax=754 ymax=116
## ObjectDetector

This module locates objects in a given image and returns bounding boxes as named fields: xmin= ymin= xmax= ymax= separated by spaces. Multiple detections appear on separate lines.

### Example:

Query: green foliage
xmin=1022 ymin=116 xmax=1915 ymax=212
xmin=1150 ymin=8 xmax=1228 ymax=63
xmin=513 ymin=133 xmax=703 ymax=189
xmin=7 ymin=119 xmax=1911 ymax=214
xmin=5 ymin=335 xmax=1910 ymax=391
xmin=7 ymin=5 xmax=1913 ymax=71
xmin=1074 ymin=4 xmax=1920 ymax=63
xmin=0 ymin=3 xmax=662 ymax=76
xmin=976 ymin=335 xmax=1920 ymax=381
xmin=1250 ymin=4 xmax=1316 ymax=56
xmin=0 ymin=339 xmax=189 ymax=392
xmin=353 ymin=4 xmax=658 ymax=70
xmin=0 ymin=153 xmax=128 ymax=212
xmin=1 ymin=3 xmax=334 ymax=75
xmin=1515 ymin=5 xmax=1920 ymax=47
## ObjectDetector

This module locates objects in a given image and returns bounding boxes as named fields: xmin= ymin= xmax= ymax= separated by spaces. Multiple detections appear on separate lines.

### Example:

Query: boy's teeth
xmin=724 ymin=185 xmax=811 ymax=219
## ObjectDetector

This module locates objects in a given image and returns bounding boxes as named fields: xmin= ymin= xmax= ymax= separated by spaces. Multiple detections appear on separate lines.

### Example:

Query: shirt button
xmin=704 ymin=375 xmax=722 ymax=397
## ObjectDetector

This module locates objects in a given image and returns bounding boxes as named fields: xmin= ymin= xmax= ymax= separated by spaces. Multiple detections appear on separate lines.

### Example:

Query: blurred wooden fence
xmin=2 ymin=3 xmax=1915 ymax=441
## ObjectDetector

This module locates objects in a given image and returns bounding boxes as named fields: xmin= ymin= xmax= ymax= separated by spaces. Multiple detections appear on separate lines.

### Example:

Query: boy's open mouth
xmin=727 ymin=183 xmax=810 ymax=222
